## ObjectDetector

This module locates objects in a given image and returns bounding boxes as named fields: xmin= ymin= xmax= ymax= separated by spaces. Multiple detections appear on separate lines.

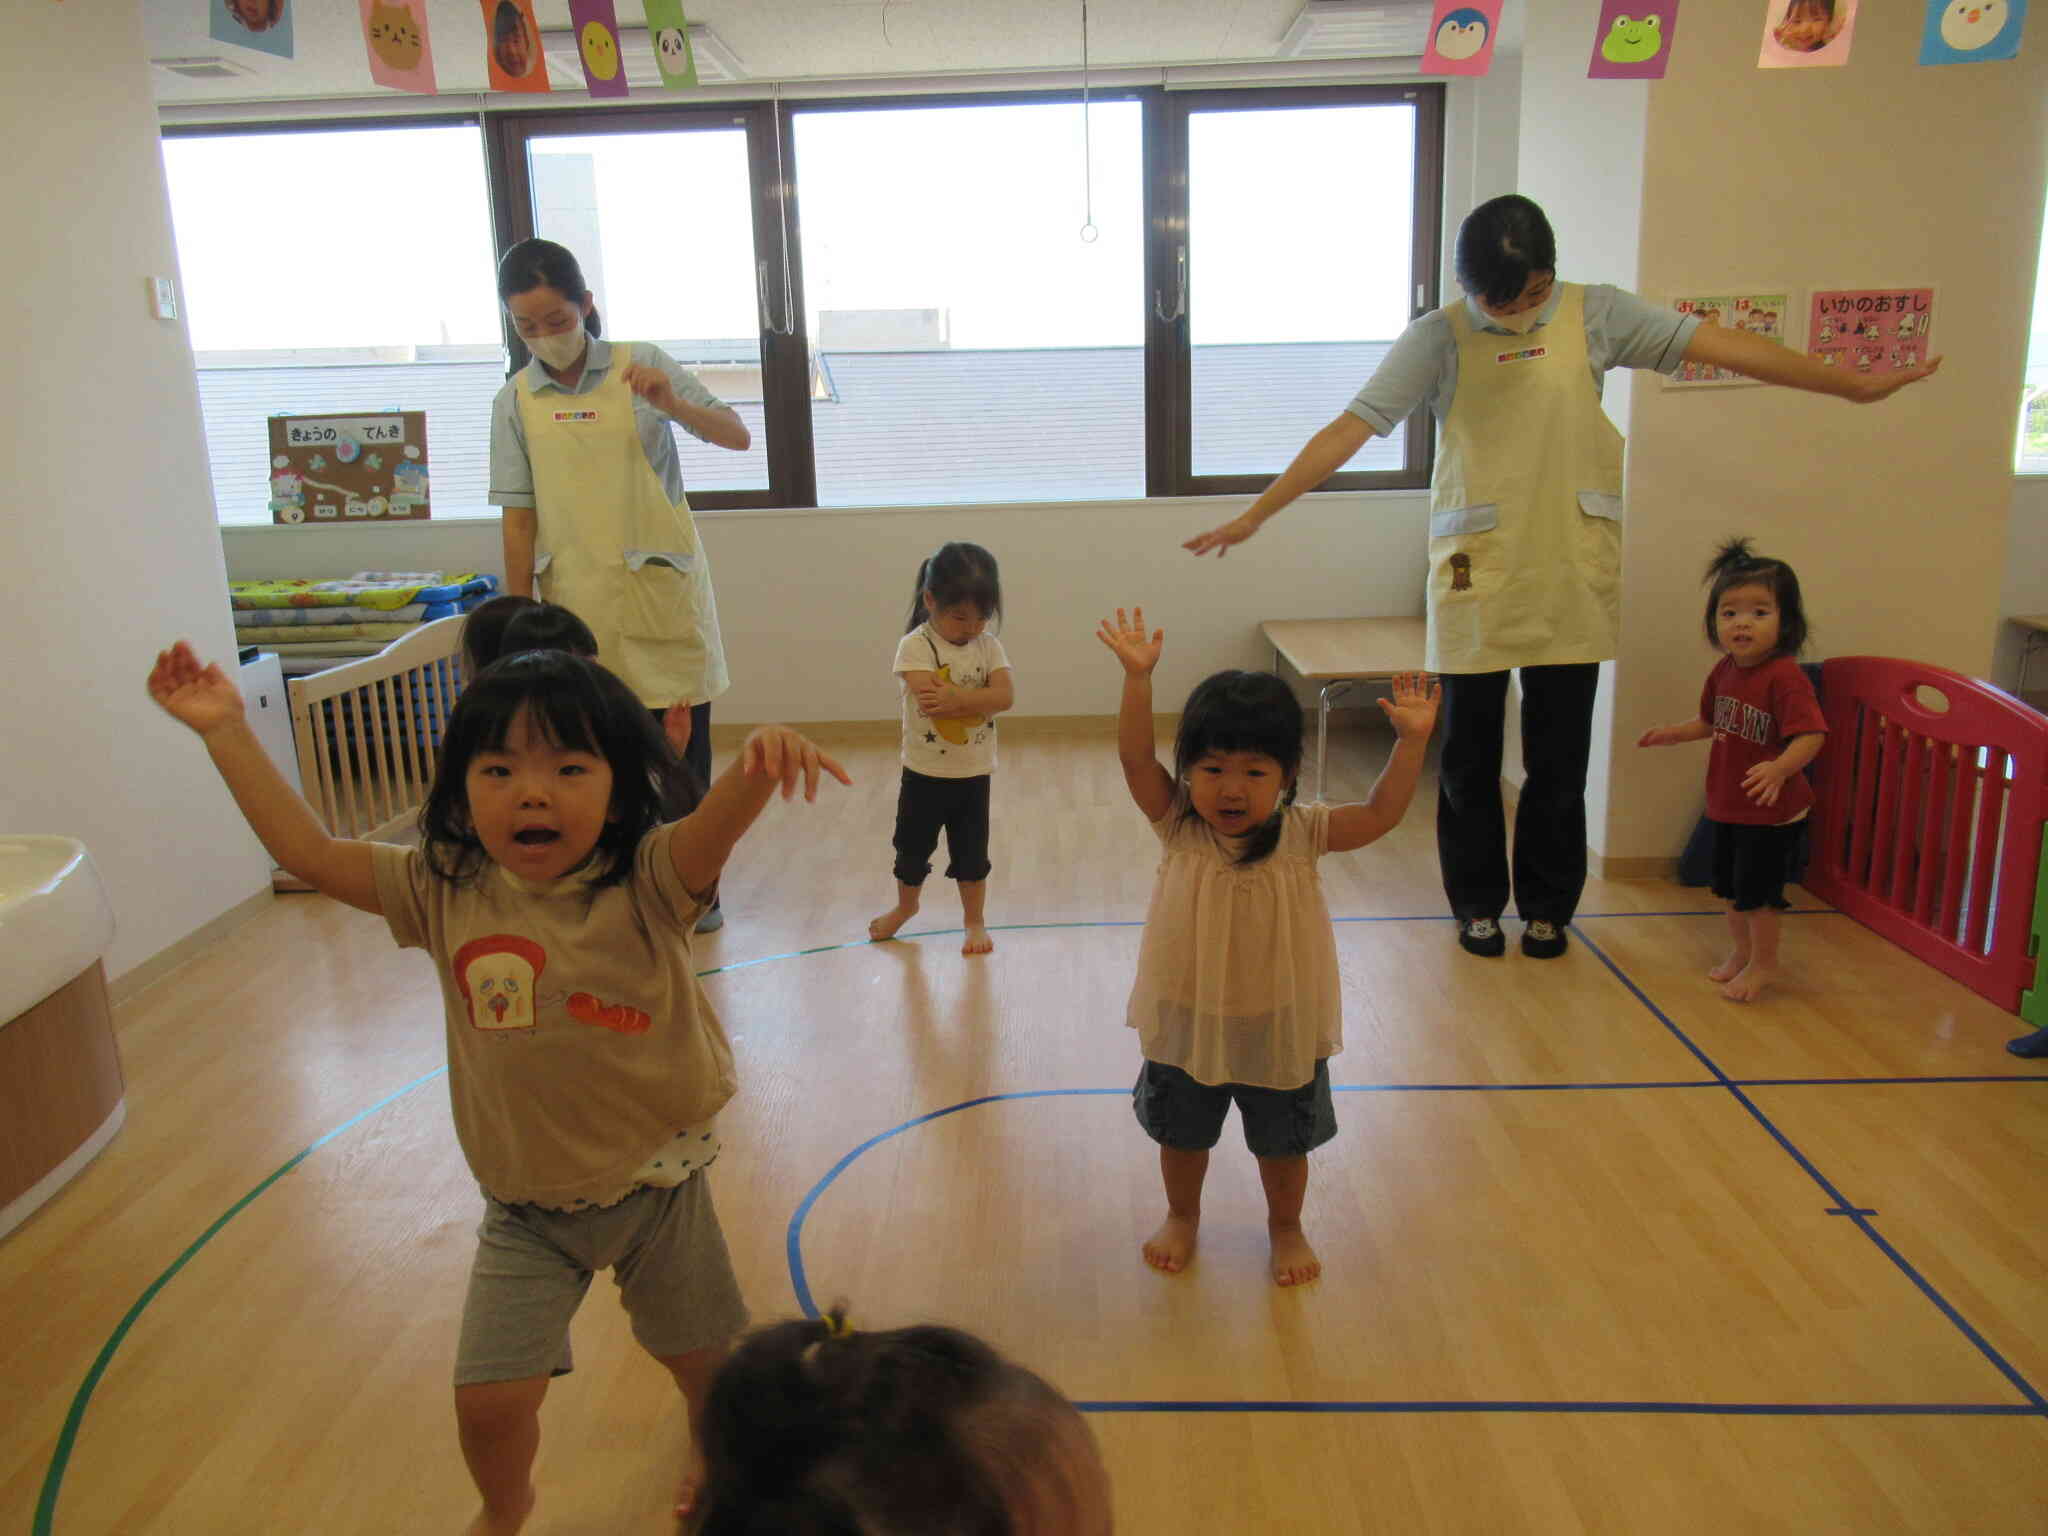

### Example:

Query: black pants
xmin=891 ymin=769 xmax=992 ymax=885
xmin=1436 ymin=663 xmax=1600 ymax=924
xmin=649 ymin=701 xmax=712 ymax=823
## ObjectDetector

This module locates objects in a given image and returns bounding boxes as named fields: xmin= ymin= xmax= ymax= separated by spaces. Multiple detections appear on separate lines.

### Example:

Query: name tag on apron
xmin=552 ymin=409 xmax=602 ymax=423
xmin=1493 ymin=345 xmax=1548 ymax=365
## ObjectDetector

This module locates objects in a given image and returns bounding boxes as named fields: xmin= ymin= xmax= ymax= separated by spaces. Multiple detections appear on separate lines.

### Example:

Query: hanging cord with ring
xmin=1078 ymin=0 xmax=1098 ymax=243
xmin=758 ymin=83 xmax=797 ymax=336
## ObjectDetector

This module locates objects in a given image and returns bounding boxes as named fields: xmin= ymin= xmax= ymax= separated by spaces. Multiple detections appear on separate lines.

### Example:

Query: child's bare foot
xmin=1708 ymin=951 xmax=1748 ymax=983
xmin=1269 ymin=1224 xmax=1321 ymax=1287
xmin=868 ymin=903 xmax=918 ymax=942
xmin=962 ymin=925 xmax=994 ymax=956
xmin=463 ymin=1487 xmax=535 ymax=1536
xmin=1721 ymin=963 xmax=1778 ymax=1003
xmin=1142 ymin=1214 xmax=1198 ymax=1273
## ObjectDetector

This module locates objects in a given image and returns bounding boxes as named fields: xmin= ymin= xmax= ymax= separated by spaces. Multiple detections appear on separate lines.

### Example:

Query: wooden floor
xmin=5 ymin=722 xmax=2046 ymax=1534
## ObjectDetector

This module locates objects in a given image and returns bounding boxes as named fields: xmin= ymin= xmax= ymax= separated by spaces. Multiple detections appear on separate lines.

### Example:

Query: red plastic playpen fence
xmin=1805 ymin=656 xmax=2048 ymax=1012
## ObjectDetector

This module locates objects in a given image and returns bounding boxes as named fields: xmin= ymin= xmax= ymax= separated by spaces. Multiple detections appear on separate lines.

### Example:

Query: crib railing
xmin=287 ymin=616 xmax=469 ymax=843
xmin=1805 ymin=656 xmax=2048 ymax=1012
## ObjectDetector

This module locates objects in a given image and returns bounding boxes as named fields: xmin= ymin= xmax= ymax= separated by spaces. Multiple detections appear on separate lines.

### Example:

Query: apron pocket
xmin=1576 ymin=491 xmax=1622 ymax=522
xmin=1429 ymin=503 xmax=1499 ymax=539
xmin=619 ymin=553 xmax=699 ymax=641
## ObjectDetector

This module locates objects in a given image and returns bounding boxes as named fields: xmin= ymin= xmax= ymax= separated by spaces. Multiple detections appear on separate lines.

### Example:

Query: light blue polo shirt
xmin=488 ymin=337 xmax=728 ymax=508
xmin=1344 ymin=284 xmax=1702 ymax=436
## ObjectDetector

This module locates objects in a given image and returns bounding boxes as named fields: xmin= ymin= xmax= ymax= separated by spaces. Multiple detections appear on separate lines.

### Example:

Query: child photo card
xmin=1759 ymin=0 xmax=1858 ymax=66
xmin=481 ymin=0 xmax=549 ymax=92
xmin=211 ymin=0 xmax=293 ymax=59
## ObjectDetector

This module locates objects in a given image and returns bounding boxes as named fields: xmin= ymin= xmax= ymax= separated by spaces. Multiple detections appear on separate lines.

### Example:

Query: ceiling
xmin=142 ymin=0 xmax=1412 ymax=106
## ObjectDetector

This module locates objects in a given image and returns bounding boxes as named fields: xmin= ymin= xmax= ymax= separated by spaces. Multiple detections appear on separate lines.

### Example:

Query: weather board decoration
xmin=644 ymin=0 xmax=699 ymax=87
xmin=568 ymin=0 xmax=630 ymax=97
xmin=1806 ymin=288 xmax=1934 ymax=378
xmin=1588 ymin=1 xmax=1678 ymax=78
xmin=1663 ymin=291 xmax=1795 ymax=387
xmin=1422 ymin=0 xmax=1501 ymax=75
xmin=482 ymin=0 xmax=549 ymax=92
xmin=1758 ymin=0 xmax=1858 ymax=67
xmin=211 ymin=0 xmax=292 ymax=60
xmin=267 ymin=413 xmax=431 ymax=525
xmin=360 ymin=0 xmax=436 ymax=93
xmin=1920 ymin=0 xmax=2029 ymax=62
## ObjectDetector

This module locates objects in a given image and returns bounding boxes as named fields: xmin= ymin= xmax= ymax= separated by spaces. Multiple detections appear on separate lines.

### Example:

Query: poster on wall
xmin=1758 ymin=0 xmax=1858 ymax=66
xmin=360 ymin=0 xmax=438 ymax=94
xmin=267 ymin=412 xmax=431 ymax=525
xmin=1422 ymin=1 xmax=1501 ymax=75
xmin=1588 ymin=1 xmax=1680 ymax=79
xmin=211 ymin=0 xmax=293 ymax=59
xmin=1664 ymin=291 xmax=1796 ymax=387
xmin=568 ymin=0 xmax=631 ymax=96
xmin=1806 ymin=288 xmax=1935 ymax=378
xmin=1920 ymin=0 xmax=2029 ymax=63
xmin=481 ymin=0 xmax=550 ymax=91
xmin=643 ymin=0 xmax=699 ymax=87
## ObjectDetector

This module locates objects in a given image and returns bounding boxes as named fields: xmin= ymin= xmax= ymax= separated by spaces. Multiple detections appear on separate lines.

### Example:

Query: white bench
xmin=1260 ymin=617 xmax=1427 ymax=802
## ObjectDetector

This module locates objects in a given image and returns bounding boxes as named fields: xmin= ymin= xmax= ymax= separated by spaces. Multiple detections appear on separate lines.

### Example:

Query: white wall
xmin=1612 ymin=1 xmax=2048 ymax=862
xmin=1996 ymin=477 xmax=2048 ymax=702
xmin=224 ymin=495 xmax=1433 ymax=722
xmin=2 ymin=0 xmax=270 ymax=984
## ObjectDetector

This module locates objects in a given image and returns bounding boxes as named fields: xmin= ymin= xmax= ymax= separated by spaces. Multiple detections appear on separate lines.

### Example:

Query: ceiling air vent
xmin=152 ymin=55 xmax=259 ymax=81
xmin=1278 ymin=1 xmax=1434 ymax=58
xmin=538 ymin=23 xmax=748 ymax=89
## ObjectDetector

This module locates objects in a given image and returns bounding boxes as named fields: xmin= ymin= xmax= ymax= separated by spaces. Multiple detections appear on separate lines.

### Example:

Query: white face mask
xmin=527 ymin=322 xmax=587 ymax=371
xmin=1489 ymin=305 xmax=1545 ymax=335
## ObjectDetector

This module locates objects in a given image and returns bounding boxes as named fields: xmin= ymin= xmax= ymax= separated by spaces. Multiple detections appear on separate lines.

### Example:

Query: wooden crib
xmin=287 ymin=615 xmax=470 ymax=843
xmin=1805 ymin=655 xmax=2048 ymax=1013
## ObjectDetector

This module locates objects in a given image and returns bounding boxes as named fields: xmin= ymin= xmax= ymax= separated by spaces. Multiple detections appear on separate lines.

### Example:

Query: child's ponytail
xmin=1701 ymin=536 xmax=1811 ymax=657
xmin=902 ymin=557 xmax=935 ymax=637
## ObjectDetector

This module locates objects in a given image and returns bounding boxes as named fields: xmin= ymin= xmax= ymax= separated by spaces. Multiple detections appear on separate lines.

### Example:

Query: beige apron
xmin=1425 ymin=283 xmax=1625 ymax=675
xmin=516 ymin=350 xmax=729 ymax=708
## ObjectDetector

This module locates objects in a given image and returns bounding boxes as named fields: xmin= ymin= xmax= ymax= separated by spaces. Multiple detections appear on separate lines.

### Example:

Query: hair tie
xmin=823 ymin=1311 xmax=858 ymax=1340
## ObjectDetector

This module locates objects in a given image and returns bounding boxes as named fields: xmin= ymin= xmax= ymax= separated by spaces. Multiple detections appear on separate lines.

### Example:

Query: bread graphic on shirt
xmin=928 ymin=664 xmax=985 ymax=747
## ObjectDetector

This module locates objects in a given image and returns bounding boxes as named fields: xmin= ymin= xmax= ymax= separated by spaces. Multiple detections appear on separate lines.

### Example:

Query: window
xmin=167 ymin=84 xmax=1445 ymax=523
xmin=790 ymin=96 xmax=1146 ymax=507
xmin=162 ymin=122 xmax=502 ymax=527
xmin=2021 ymin=195 xmax=2048 ymax=474
xmin=1154 ymin=86 xmax=1443 ymax=496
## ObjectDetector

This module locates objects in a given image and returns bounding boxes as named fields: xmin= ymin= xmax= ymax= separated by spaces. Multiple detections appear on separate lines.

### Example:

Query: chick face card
xmin=568 ymin=0 xmax=630 ymax=97
xmin=1921 ymin=0 xmax=2028 ymax=62
xmin=1758 ymin=0 xmax=1859 ymax=67
xmin=482 ymin=0 xmax=549 ymax=92
xmin=1423 ymin=1 xmax=1501 ymax=75
xmin=1589 ymin=0 xmax=1680 ymax=78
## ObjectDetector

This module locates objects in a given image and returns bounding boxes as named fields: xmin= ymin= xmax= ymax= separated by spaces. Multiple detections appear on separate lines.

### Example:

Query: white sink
xmin=0 ymin=837 xmax=115 ymax=1023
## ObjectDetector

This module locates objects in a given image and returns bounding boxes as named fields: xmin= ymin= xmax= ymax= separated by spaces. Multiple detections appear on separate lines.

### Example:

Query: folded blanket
xmin=236 ymin=602 xmax=429 ymax=628
xmin=234 ymin=621 xmax=429 ymax=645
xmin=231 ymin=571 xmax=496 ymax=612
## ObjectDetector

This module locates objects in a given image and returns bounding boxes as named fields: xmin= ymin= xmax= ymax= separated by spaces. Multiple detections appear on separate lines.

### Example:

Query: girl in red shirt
xmin=1639 ymin=540 xmax=1827 ymax=1002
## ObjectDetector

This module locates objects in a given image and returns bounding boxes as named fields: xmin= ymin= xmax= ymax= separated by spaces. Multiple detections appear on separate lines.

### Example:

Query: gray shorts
xmin=455 ymin=1174 xmax=748 ymax=1387
xmin=1132 ymin=1058 xmax=1337 ymax=1159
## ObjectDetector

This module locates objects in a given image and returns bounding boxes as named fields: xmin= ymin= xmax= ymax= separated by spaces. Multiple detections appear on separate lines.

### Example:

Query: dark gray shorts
xmin=1132 ymin=1058 xmax=1336 ymax=1159
xmin=455 ymin=1174 xmax=748 ymax=1387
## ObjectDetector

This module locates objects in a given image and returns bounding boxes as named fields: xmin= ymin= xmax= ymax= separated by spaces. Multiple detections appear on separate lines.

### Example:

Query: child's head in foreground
xmin=1703 ymin=537 xmax=1808 ymax=666
xmin=687 ymin=1309 xmax=1113 ymax=1535
xmin=461 ymin=594 xmax=599 ymax=680
xmin=1170 ymin=669 xmax=1305 ymax=865
xmin=419 ymin=648 xmax=678 ymax=890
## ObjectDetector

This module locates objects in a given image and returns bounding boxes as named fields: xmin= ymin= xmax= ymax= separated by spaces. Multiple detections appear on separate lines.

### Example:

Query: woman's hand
xmin=148 ymin=642 xmax=244 ymax=736
xmin=1096 ymin=607 xmax=1164 ymax=676
xmin=1183 ymin=514 xmax=1260 ymax=558
xmin=740 ymin=726 xmax=852 ymax=802
xmin=1377 ymin=671 xmax=1441 ymax=742
xmin=622 ymin=363 xmax=682 ymax=417
xmin=1835 ymin=354 xmax=1943 ymax=404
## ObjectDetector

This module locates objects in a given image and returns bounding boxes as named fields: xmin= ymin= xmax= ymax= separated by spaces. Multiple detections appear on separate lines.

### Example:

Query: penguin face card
xmin=1423 ymin=1 xmax=1502 ymax=75
xmin=1920 ymin=0 xmax=2028 ymax=63
xmin=1759 ymin=0 xmax=1859 ymax=66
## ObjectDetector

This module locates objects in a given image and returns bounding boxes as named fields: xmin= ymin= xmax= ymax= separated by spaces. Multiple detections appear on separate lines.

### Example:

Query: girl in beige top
xmin=1097 ymin=607 xmax=1440 ymax=1288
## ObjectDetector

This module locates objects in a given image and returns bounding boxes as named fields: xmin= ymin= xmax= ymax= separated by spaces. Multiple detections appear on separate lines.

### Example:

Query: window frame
xmin=1147 ymin=83 xmax=1445 ymax=498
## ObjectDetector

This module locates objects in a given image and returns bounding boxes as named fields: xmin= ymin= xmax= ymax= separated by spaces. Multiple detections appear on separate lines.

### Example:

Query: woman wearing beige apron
xmin=489 ymin=239 xmax=750 ymax=929
xmin=1186 ymin=196 xmax=1940 ymax=960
